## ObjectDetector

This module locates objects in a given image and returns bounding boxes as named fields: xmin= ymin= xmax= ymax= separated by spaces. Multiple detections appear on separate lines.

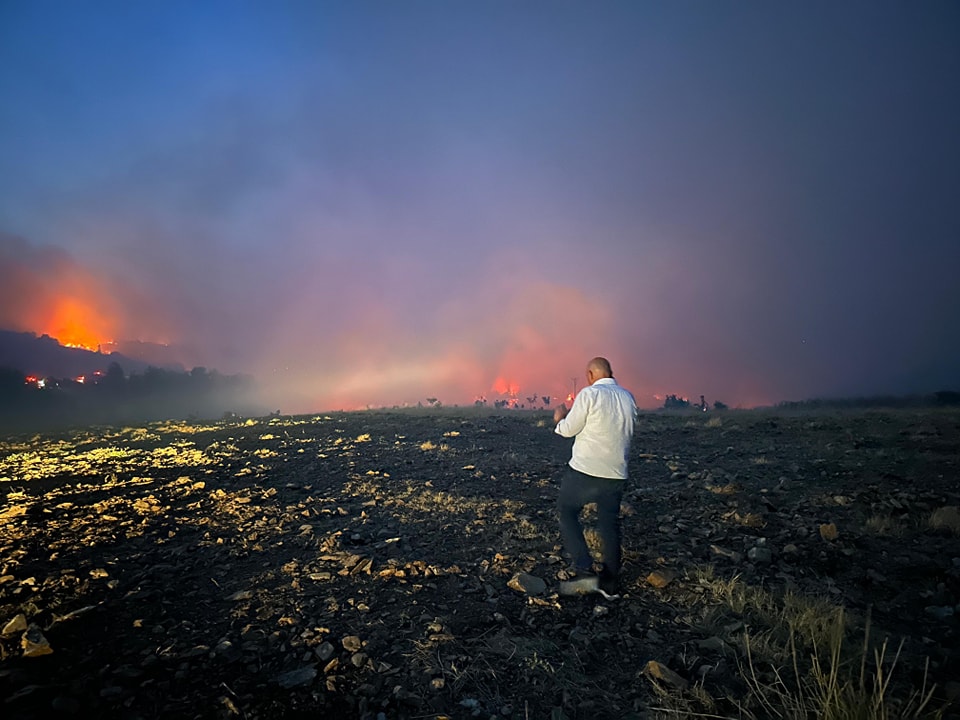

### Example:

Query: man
xmin=553 ymin=357 xmax=637 ymax=599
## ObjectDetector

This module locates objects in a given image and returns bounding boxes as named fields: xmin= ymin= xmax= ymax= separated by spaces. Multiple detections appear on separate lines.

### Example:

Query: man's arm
xmin=553 ymin=403 xmax=568 ymax=424
xmin=555 ymin=393 xmax=588 ymax=437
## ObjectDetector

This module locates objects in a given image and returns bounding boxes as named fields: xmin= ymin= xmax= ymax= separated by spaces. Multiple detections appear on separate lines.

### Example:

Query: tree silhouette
xmin=663 ymin=394 xmax=689 ymax=409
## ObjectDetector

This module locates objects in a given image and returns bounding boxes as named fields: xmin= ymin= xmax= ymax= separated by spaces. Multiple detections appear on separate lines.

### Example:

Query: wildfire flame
xmin=46 ymin=296 xmax=114 ymax=350
xmin=1 ymin=235 xmax=122 ymax=352
xmin=492 ymin=377 xmax=520 ymax=397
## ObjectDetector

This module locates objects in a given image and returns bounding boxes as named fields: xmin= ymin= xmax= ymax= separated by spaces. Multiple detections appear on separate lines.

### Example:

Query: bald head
xmin=586 ymin=356 xmax=613 ymax=382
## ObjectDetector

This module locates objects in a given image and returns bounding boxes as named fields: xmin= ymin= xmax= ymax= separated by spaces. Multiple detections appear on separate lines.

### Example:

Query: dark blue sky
xmin=2 ymin=1 xmax=958 ymax=411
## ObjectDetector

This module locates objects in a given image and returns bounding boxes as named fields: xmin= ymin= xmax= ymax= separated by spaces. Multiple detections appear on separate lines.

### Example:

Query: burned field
xmin=1 ymin=408 xmax=959 ymax=719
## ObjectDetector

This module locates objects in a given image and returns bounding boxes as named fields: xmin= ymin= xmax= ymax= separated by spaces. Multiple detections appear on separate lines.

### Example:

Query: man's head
xmin=586 ymin=356 xmax=613 ymax=384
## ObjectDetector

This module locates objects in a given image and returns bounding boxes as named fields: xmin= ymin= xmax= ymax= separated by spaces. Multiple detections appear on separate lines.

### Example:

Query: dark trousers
xmin=557 ymin=465 xmax=624 ymax=576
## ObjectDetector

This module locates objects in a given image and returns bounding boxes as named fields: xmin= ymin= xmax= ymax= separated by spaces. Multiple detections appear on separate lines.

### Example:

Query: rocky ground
xmin=1 ymin=407 xmax=958 ymax=719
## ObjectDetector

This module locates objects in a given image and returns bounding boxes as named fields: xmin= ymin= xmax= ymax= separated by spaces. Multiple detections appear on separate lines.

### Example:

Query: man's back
xmin=555 ymin=377 xmax=636 ymax=479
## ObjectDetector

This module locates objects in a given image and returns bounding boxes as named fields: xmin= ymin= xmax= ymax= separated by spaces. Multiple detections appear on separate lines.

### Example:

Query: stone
xmin=21 ymin=625 xmax=53 ymax=657
xmin=2 ymin=613 xmax=28 ymax=636
xmin=507 ymin=572 xmax=546 ymax=595
xmin=316 ymin=641 xmax=335 ymax=660
xmin=643 ymin=660 xmax=688 ymax=690
xmin=819 ymin=523 xmax=839 ymax=541
xmin=924 ymin=606 xmax=954 ymax=622
xmin=697 ymin=636 xmax=728 ymax=653
xmin=274 ymin=666 xmax=317 ymax=688
xmin=646 ymin=569 xmax=677 ymax=588
xmin=710 ymin=545 xmax=743 ymax=562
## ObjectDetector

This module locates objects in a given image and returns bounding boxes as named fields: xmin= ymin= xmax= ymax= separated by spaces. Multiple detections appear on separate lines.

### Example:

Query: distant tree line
xmin=662 ymin=394 xmax=727 ymax=411
xmin=776 ymin=391 xmax=960 ymax=410
xmin=0 ymin=362 xmax=263 ymax=433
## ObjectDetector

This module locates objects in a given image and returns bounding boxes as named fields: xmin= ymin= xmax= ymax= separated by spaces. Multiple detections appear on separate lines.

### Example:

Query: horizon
xmin=2 ymin=3 xmax=959 ymax=414
xmin=4 ymin=327 xmax=958 ymax=415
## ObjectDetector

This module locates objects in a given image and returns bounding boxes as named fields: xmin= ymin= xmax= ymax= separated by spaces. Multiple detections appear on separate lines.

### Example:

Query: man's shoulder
xmin=596 ymin=378 xmax=631 ymax=394
xmin=606 ymin=382 xmax=637 ymax=406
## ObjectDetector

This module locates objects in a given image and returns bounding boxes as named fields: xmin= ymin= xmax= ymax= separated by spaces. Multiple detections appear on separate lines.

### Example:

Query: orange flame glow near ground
xmin=1 ymin=236 xmax=125 ymax=352
xmin=45 ymin=296 xmax=115 ymax=350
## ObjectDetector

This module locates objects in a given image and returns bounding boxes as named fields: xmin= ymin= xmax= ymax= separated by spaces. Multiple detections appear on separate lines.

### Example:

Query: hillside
xmin=0 ymin=330 xmax=168 ymax=379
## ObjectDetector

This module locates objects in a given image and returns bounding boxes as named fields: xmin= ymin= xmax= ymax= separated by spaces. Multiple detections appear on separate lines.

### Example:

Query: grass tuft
xmin=865 ymin=514 xmax=906 ymax=537
xmin=660 ymin=572 xmax=943 ymax=720
xmin=928 ymin=506 xmax=960 ymax=535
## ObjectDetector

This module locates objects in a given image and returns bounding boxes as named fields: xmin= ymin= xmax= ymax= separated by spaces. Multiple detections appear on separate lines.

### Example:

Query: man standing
xmin=553 ymin=357 xmax=637 ymax=598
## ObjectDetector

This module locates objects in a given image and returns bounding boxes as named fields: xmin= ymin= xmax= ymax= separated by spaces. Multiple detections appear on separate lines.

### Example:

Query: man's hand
xmin=553 ymin=403 xmax=568 ymax=424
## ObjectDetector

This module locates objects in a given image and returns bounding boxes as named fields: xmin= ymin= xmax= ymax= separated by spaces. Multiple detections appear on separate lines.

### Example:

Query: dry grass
xmin=865 ymin=514 xmax=907 ymax=537
xmin=730 ymin=619 xmax=939 ymax=720
xmin=659 ymin=569 xmax=942 ymax=720
xmin=928 ymin=506 xmax=960 ymax=535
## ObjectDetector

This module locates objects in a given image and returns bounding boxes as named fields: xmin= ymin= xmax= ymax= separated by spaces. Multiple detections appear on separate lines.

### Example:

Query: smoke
xmin=0 ymin=233 xmax=121 ymax=348
xmin=243 ymin=267 xmax=618 ymax=413
xmin=1 ymin=230 xmax=634 ymax=413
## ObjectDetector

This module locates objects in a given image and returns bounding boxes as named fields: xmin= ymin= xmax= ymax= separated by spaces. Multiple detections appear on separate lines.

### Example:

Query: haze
xmin=2 ymin=2 xmax=958 ymax=413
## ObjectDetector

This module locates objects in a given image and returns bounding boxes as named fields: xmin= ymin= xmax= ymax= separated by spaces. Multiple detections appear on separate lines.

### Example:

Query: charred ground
xmin=1 ymin=408 xmax=959 ymax=719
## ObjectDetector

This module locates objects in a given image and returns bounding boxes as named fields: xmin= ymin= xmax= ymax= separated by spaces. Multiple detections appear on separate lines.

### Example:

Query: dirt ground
xmin=1 ymin=407 xmax=958 ymax=719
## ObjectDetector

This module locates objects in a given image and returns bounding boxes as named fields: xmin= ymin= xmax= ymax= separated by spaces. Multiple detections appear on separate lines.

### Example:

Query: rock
xmin=924 ymin=606 xmax=954 ymax=622
xmin=710 ymin=545 xmax=743 ymax=562
xmin=316 ymin=641 xmax=335 ymax=660
xmin=342 ymin=635 xmax=363 ymax=652
xmin=646 ymin=569 xmax=677 ymax=588
xmin=2 ymin=613 xmax=28 ymax=636
xmin=274 ymin=666 xmax=317 ymax=688
xmin=20 ymin=625 xmax=53 ymax=657
xmin=50 ymin=696 xmax=81 ymax=713
xmin=507 ymin=572 xmax=546 ymax=595
xmin=819 ymin=523 xmax=839 ymax=541
xmin=697 ymin=636 xmax=729 ymax=653
xmin=643 ymin=660 xmax=688 ymax=690
xmin=747 ymin=546 xmax=772 ymax=564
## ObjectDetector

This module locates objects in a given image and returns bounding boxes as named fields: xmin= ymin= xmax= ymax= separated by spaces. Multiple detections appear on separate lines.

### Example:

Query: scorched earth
xmin=1 ymin=407 xmax=959 ymax=719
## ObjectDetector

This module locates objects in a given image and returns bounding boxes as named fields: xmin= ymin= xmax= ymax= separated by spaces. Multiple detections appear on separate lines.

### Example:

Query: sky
xmin=1 ymin=1 xmax=959 ymax=413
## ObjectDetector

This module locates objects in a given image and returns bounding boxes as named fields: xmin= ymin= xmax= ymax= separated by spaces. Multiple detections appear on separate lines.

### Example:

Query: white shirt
xmin=555 ymin=377 xmax=637 ymax=479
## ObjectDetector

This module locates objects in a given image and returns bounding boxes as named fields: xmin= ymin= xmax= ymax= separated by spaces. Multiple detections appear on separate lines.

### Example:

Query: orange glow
xmin=46 ymin=296 xmax=115 ymax=350
xmin=0 ymin=236 xmax=137 ymax=353
xmin=492 ymin=377 xmax=520 ymax=397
